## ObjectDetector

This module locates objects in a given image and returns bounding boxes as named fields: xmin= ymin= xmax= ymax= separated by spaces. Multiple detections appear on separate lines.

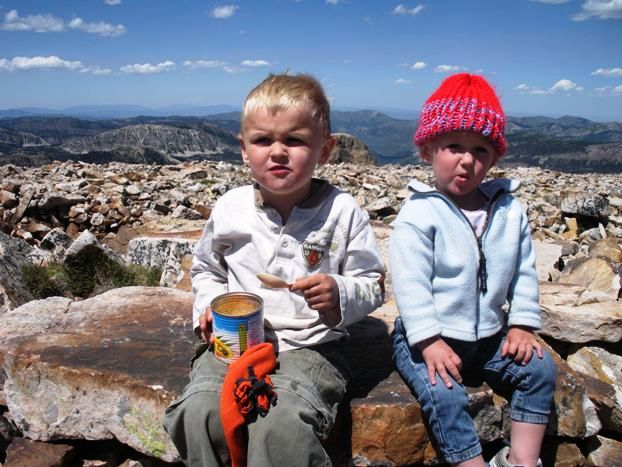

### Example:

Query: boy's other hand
xmin=291 ymin=274 xmax=341 ymax=325
xmin=417 ymin=337 xmax=463 ymax=388
xmin=502 ymin=326 xmax=543 ymax=365
xmin=199 ymin=307 xmax=214 ymax=344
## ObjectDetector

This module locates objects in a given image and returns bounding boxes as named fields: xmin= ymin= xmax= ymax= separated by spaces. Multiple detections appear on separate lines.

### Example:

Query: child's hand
xmin=502 ymin=326 xmax=543 ymax=365
xmin=417 ymin=337 xmax=462 ymax=388
xmin=291 ymin=274 xmax=341 ymax=326
xmin=198 ymin=307 xmax=214 ymax=344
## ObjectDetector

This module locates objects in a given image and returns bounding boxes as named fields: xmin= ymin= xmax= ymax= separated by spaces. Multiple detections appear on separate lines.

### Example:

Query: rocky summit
xmin=0 ymin=159 xmax=621 ymax=466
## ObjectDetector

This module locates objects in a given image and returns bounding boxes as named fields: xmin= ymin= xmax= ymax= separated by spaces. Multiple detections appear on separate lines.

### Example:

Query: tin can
xmin=210 ymin=292 xmax=264 ymax=364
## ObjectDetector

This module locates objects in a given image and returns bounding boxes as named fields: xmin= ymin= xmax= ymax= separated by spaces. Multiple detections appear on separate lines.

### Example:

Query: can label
xmin=210 ymin=292 xmax=264 ymax=364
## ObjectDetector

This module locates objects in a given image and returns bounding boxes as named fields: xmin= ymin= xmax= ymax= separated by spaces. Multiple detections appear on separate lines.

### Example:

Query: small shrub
xmin=21 ymin=262 xmax=65 ymax=299
xmin=22 ymin=252 xmax=163 ymax=300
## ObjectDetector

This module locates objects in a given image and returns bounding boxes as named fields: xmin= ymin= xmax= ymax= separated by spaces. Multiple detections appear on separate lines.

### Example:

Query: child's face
xmin=239 ymin=105 xmax=334 ymax=208
xmin=421 ymin=131 xmax=497 ymax=207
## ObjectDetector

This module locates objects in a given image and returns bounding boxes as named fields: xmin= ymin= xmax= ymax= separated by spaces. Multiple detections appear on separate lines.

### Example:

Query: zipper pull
xmin=477 ymin=238 xmax=488 ymax=294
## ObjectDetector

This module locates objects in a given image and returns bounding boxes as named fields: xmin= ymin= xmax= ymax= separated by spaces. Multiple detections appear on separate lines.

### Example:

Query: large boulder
xmin=329 ymin=133 xmax=376 ymax=165
xmin=539 ymin=282 xmax=622 ymax=343
xmin=0 ymin=287 xmax=194 ymax=462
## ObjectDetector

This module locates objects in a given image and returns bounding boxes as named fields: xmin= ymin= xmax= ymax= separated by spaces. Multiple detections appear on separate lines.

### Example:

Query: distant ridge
xmin=1 ymin=111 xmax=621 ymax=173
xmin=0 ymin=104 xmax=240 ymax=120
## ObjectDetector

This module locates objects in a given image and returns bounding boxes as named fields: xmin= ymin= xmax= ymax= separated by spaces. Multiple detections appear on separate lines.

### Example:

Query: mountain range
xmin=1 ymin=110 xmax=621 ymax=173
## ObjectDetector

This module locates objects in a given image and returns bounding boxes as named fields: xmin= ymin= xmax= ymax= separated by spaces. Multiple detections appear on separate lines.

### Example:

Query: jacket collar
xmin=407 ymin=178 xmax=520 ymax=198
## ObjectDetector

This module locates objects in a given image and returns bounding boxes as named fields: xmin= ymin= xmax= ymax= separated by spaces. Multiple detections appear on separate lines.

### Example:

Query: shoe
xmin=488 ymin=446 xmax=543 ymax=467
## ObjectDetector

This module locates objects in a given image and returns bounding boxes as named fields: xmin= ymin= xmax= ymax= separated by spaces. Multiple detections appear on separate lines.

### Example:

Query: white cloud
xmin=434 ymin=64 xmax=461 ymax=73
xmin=514 ymin=83 xmax=549 ymax=94
xmin=395 ymin=78 xmax=411 ymax=84
xmin=241 ymin=59 xmax=270 ymax=67
xmin=392 ymin=4 xmax=425 ymax=16
xmin=573 ymin=0 xmax=622 ymax=21
xmin=120 ymin=60 xmax=176 ymax=74
xmin=104 ymin=0 xmax=122 ymax=5
xmin=0 ymin=55 xmax=83 ymax=71
xmin=515 ymin=79 xmax=584 ymax=95
xmin=592 ymin=67 xmax=622 ymax=77
xmin=0 ymin=55 xmax=113 ymax=75
xmin=223 ymin=65 xmax=244 ymax=74
xmin=595 ymin=84 xmax=622 ymax=95
xmin=326 ymin=0 xmax=344 ymax=5
xmin=1 ymin=9 xmax=64 ymax=32
xmin=68 ymin=17 xmax=126 ymax=37
xmin=79 ymin=65 xmax=112 ymax=75
xmin=183 ymin=60 xmax=227 ymax=69
xmin=210 ymin=5 xmax=239 ymax=19
xmin=1 ymin=9 xmax=126 ymax=36
xmin=550 ymin=78 xmax=583 ymax=92
xmin=399 ymin=61 xmax=427 ymax=70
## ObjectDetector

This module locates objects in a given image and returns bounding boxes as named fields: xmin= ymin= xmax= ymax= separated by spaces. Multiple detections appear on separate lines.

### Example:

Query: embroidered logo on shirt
xmin=301 ymin=241 xmax=326 ymax=269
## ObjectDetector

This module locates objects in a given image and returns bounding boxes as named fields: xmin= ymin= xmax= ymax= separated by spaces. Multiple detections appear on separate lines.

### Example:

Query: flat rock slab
xmin=0 ymin=287 xmax=195 ymax=462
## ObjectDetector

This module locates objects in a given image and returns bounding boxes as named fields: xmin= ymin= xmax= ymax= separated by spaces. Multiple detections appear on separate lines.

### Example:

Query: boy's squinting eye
xmin=475 ymin=146 xmax=490 ymax=156
xmin=446 ymin=143 xmax=462 ymax=152
xmin=251 ymin=136 xmax=271 ymax=146
xmin=286 ymin=136 xmax=306 ymax=146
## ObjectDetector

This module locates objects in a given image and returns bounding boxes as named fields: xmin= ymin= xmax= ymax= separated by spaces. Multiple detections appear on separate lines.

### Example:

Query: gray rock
xmin=560 ymin=191 xmax=609 ymax=219
xmin=540 ymin=282 xmax=622 ymax=343
xmin=0 ymin=231 xmax=34 ymax=313
xmin=568 ymin=346 xmax=622 ymax=433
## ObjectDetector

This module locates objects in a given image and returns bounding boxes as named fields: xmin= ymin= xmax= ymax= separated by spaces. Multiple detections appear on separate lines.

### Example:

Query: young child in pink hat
xmin=391 ymin=73 xmax=556 ymax=467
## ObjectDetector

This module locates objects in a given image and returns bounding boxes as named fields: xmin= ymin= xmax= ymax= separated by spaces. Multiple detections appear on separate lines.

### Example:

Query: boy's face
xmin=239 ymin=105 xmax=334 ymax=209
xmin=421 ymin=131 xmax=497 ymax=207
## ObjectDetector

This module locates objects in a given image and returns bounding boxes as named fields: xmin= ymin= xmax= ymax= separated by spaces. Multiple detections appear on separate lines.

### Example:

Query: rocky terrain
xmin=0 ymin=159 xmax=621 ymax=466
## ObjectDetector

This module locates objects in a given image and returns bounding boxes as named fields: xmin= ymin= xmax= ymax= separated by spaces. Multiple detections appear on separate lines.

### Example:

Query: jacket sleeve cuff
xmin=508 ymin=314 xmax=542 ymax=330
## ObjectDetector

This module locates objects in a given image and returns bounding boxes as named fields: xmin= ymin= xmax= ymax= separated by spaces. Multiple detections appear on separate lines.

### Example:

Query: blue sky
xmin=1 ymin=0 xmax=621 ymax=121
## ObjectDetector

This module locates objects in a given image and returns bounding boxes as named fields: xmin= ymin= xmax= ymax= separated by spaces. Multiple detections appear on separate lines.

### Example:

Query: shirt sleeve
xmin=506 ymin=207 xmax=541 ymax=329
xmin=190 ymin=210 xmax=229 ymax=333
xmin=390 ymin=207 xmax=442 ymax=347
xmin=329 ymin=208 xmax=385 ymax=328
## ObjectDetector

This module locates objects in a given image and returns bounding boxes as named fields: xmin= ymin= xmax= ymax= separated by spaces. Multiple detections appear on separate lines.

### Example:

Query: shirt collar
xmin=253 ymin=178 xmax=331 ymax=210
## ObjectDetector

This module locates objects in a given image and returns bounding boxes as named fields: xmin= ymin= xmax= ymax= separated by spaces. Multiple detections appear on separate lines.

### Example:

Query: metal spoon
xmin=256 ymin=273 xmax=292 ymax=289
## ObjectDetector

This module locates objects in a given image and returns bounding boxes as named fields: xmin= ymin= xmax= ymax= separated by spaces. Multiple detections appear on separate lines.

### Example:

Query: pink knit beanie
xmin=414 ymin=73 xmax=506 ymax=157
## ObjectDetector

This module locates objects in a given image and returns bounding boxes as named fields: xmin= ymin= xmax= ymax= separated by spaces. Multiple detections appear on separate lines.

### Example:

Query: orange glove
xmin=220 ymin=343 xmax=277 ymax=467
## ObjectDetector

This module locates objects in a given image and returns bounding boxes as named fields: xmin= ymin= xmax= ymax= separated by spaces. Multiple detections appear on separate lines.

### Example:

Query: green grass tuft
xmin=21 ymin=251 xmax=162 ymax=300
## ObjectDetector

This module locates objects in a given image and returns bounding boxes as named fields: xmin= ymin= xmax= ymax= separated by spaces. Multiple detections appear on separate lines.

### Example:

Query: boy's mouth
xmin=269 ymin=165 xmax=291 ymax=176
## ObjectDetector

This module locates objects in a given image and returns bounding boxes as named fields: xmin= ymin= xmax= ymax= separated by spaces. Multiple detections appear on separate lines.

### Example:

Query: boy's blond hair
xmin=241 ymin=73 xmax=331 ymax=137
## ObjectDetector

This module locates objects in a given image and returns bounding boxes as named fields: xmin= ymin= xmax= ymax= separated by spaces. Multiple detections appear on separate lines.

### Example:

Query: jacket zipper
xmin=435 ymin=190 xmax=505 ymax=295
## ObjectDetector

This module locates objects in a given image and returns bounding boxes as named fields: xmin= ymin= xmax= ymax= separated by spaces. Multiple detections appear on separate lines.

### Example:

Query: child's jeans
xmin=392 ymin=317 xmax=556 ymax=464
xmin=163 ymin=340 xmax=350 ymax=467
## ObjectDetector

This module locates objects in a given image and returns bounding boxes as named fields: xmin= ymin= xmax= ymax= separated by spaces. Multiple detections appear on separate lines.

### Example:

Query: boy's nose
xmin=269 ymin=141 xmax=288 ymax=158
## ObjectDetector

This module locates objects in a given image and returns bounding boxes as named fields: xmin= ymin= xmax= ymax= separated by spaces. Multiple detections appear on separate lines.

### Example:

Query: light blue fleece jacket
xmin=390 ymin=178 xmax=541 ymax=347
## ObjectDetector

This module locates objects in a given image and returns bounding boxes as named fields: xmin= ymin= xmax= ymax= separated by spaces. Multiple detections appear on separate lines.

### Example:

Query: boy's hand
xmin=291 ymin=274 xmax=341 ymax=326
xmin=502 ymin=326 xmax=543 ymax=365
xmin=417 ymin=337 xmax=462 ymax=388
xmin=198 ymin=307 xmax=214 ymax=344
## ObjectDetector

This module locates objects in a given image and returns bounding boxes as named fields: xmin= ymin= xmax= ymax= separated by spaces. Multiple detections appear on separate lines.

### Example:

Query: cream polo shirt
xmin=190 ymin=179 xmax=386 ymax=352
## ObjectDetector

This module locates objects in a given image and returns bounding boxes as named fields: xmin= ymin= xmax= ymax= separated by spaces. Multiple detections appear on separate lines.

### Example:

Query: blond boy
xmin=164 ymin=73 xmax=385 ymax=466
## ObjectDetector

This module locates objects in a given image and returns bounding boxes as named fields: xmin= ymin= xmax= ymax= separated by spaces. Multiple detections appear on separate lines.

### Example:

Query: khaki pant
xmin=163 ymin=341 xmax=350 ymax=467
